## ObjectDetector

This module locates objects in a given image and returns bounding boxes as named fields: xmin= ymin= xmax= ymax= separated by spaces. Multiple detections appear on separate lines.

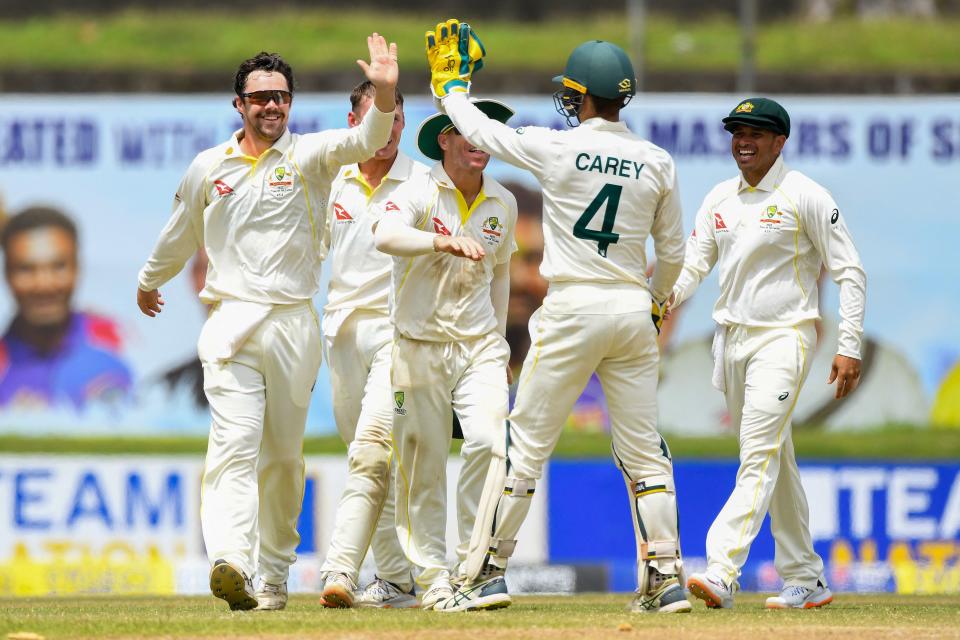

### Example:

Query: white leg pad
xmin=627 ymin=473 xmax=685 ymax=594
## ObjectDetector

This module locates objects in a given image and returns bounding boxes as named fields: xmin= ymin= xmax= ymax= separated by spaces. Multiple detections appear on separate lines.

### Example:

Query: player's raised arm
xmin=425 ymin=19 xmax=554 ymax=177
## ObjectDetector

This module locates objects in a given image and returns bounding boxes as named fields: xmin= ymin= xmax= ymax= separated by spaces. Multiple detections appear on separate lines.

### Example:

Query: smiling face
xmin=439 ymin=129 xmax=490 ymax=175
xmin=5 ymin=227 xmax=77 ymax=328
xmin=235 ymin=70 xmax=291 ymax=146
xmin=730 ymin=124 xmax=786 ymax=185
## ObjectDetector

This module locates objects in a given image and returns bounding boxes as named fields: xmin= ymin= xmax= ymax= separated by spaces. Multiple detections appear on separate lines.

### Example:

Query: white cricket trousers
xmin=509 ymin=283 xmax=674 ymax=483
xmin=199 ymin=301 xmax=321 ymax=584
xmin=321 ymin=309 xmax=413 ymax=589
xmin=391 ymin=331 xmax=509 ymax=588
xmin=705 ymin=321 xmax=825 ymax=589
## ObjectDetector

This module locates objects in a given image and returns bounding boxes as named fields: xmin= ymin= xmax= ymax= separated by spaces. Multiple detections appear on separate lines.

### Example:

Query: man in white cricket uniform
xmin=372 ymin=99 xmax=518 ymax=610
xmin=136 ymin=41 xmax=399 ymax=612
xmin=319 ymin=81 xmax=426 ymax=609
xmin=424 ymin=23 xmax=690 ymax=614
xmin=676 ymin=98 xmax=866 ymax=610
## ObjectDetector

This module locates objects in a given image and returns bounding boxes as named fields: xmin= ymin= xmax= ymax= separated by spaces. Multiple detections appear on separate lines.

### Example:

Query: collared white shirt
xmin=324 ymin=151 xmax=430 ymax=319
xmin=673 ymin=155 xmax=867 ymax=358
xmin=138 ymin=105 xmax=395 ymax=304
xmin=443 ymin=94 xmax=685 ymax=304
xmin=385 ymin=162 xmax=518 ymax=342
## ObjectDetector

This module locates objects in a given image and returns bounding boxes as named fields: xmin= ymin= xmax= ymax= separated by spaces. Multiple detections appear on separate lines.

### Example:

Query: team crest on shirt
xmin=394 ymin=391 xmax=407 ymax=416
xmin=481 ymin=216 xmax=503 ymax=246
xmin=268 ymin=164 xmax=294 ymax=198
xmin=760 ymin=205 xmax=784 ymax=232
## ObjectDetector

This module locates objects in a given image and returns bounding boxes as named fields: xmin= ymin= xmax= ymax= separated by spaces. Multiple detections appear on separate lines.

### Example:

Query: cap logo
xmin=562 ymin=77 xmax=588 ymax=94
xmin=735 ymin=102 xmax=755 ymax=113
xmin=618 ymin=78 xmax=633 ymax=93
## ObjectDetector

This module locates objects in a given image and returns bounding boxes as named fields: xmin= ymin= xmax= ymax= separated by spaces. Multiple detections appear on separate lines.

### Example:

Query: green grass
xmin=2 ymin=9 xmax=960 ymax=74
xmin=1 ymin=425 xmax=957 ymax=460
xmin=1 ymin=594 xmax=958 ymax=639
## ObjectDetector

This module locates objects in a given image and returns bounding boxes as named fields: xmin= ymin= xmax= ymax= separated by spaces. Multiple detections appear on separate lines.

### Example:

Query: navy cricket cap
xmin=722 ymin=97 xmax=791 ymax=138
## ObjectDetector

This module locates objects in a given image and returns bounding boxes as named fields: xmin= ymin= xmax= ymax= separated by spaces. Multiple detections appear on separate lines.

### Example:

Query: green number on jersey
xmin=573 ymin=183 xmax=622 ymax=257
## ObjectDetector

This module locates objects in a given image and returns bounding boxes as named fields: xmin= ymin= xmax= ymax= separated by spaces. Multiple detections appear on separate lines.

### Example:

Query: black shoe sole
xmin=210 ymin=563 xmax=258 ymax=611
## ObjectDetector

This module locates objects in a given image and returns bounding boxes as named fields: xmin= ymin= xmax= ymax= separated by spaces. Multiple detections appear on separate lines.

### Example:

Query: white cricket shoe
xmin=420 ymin=579 xmax=454 ymax=611
xmin=436 ymin=575 xmax=512 ymax=612
xmin=766 ymin=583 xmax=833 ymax=609
xmin=321 ymin=572 xmax=356 ymax=609
xmin=209 ymin=559 xmax=259 ymax=611
xmin=686 ymin=572 xmax=735 ymax=609
xmin=255 ymin=581 xmax=288 ymax=610
xmin=629 ymin=576 xmax=692 ymax=614
xmin=356 ymin=577 xmax=419 ymax=609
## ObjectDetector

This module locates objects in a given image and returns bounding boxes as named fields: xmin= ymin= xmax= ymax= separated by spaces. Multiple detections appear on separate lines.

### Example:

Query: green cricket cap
xmin=416 ymin=99 xmax=515 ymax=161
xmin=552 ymin=40 xmax=636 ymax=100
xmin=722 ymin=97 xmax=791 ymax=138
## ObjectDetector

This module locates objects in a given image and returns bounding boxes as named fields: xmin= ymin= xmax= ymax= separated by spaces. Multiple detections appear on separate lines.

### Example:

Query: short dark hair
xmin=234 ymin=52 xmax=295 ymax=97
xmin=349 ymin=80 xmax=404 ymax=114
xmin=1 ymin=206 xmax=78 ymax=254
xmin=590 ymin=93 xmax=627 ymax=118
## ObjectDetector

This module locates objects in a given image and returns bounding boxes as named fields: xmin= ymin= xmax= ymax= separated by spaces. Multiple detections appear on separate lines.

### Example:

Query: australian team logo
xmin=760 ymin=204 xmax=785 ymax=232
xmin=268 ymin=164 xmax=294 ymax=198
xmin=481 ymin=216 xmax=503 ymax=246
xmin=735 ymin=101 xmax=754 ymax=113
xmin=394 ymin=391 xmax=407 ymax=416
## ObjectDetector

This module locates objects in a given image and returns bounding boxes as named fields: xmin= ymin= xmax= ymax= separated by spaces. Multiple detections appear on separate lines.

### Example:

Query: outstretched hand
xmin=357 ymin=33 xmax=398 ymax=111
xmin=433 ymin=234 xmax=486 ymax=262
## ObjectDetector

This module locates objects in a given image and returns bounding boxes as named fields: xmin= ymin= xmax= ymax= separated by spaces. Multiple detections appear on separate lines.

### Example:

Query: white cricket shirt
xmin=443 ymin=93 xmax=685 ymax=308
xmin=324 ymin=152 xmax=431 ymax=317
xmin=385 ymin=163 xmax=518 ymax=342
xmin=672 ymin=155 xmax=867 ymax=359
xmin=138 ymin=105 xmax=395 ymax=304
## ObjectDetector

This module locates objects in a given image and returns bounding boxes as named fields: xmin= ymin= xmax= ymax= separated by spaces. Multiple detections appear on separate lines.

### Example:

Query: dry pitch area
xmin=3 ymin=594 xmax=960 ymax=640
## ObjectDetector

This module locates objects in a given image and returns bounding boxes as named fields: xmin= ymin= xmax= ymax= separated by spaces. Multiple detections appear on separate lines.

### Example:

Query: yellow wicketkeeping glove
xmin=425 ymin=18 xmax=486 ymax=98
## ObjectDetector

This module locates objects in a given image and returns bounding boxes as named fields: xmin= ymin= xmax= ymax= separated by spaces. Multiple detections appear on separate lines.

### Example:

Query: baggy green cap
xmin=416 ymin=99 xmax=515 ymax=161
xmin=722 ymin=97 xmax=791 ymax=138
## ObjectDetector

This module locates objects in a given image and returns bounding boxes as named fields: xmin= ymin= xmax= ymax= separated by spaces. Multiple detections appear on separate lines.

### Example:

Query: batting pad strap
xmin=631 ymin=475 xmax=675 ymax=499
xmin=488 ymin=538 xmax=518 ymax=558
xmin=639 ymin=540 xmax=680 ymax=561
xmin=504 ymin=477 xmax=536 ymax=498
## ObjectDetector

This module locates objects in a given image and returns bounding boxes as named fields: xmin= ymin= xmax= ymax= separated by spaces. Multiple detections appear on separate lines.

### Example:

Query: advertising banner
xmin=549 ymin=459 xmax=960 ymax=594
xmin=0 ymin=94 xmax=957 ymax=435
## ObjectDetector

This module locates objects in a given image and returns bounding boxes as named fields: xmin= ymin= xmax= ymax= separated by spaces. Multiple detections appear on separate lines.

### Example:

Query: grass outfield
xmin=1 ymin=425 xmax=958 ymax=459
xmin=2 ymin=594 xmax=959 ymax=639
xmin=3 ymin=10 xmax=960 ymax=75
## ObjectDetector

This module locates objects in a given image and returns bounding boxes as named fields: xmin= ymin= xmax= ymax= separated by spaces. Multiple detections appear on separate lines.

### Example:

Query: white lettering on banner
xmin=888 ymin=468 xmax=938 ymax=539
xmin=802 ymin=466 xmax=956 ymax=542
xmin=802 ymin=469 xmax=838 ymax=540
xmin=939 ymin=473 xmax=960 ymax=539
xmin=840 ymin=467 xmax=887 ymax=538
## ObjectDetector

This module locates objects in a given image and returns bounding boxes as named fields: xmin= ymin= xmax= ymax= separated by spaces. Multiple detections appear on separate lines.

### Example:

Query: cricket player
xmin=675 ymin=98 xmax=866 ymax=610
xmin=423 ymin=22 xmax=690 ymax=613
xmin=319 ymin=81 xmax=426 ymax=609
xmin=136 ymin=39 xmax=399 ymax=611
xmin=372 ymin=99 xmax=518 ymax=610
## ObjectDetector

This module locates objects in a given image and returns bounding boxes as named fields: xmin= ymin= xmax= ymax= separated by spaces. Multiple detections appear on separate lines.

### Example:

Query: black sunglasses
xmin=240 ymin=89 xmax=292 ymax=106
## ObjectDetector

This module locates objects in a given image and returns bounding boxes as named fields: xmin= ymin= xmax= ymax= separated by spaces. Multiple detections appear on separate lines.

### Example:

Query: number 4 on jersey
xmin=573 ymin=183 xmax=622 ymax=257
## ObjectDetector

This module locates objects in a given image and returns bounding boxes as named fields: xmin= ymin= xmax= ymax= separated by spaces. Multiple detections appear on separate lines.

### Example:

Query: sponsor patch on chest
xmin=268 ymin=165 xmax=295 ymax=198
